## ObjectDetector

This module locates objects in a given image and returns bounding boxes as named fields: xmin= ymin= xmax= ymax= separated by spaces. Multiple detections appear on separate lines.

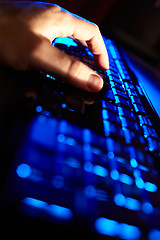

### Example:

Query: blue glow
xmin=144 ymin=182 xmax=158 ymax=192
xmin=148 ymin=229 xmax=160 ymax=240
xmin=22 ymin=197 xmax=73 ymax=220
xmin=108 ymin=45 xmax=117 ymax=59
xmin=93 ymin=165 xmax=108 ymax=177
xmin=119 ymin=174 xmax=133 ymax=185
xmin=114 ymin=193 xmax=126 ymax=206
xmin=59 ymin=120 xmax=68 ymax=133
xmin=52 ymin=175 xmax=64 ymax=189
xmin=83 ymin=128 xmax=92 ymax=143
xmin=110 ymin=169 xmax=119 ymax=180
xmin=84 ymin=185 xmax=96 ymax=198
xmin=130 ymin=159 xmax=138 ymax=168
xmin=108 ymin=151 xmax=114 ymax=159
xmin=96 ymin=189 xmax=108 ymax=201
xmin=95 ymin=217 xmax=118 ymax=237
xmin=102 ymin=109 xmax=108 ymax=119
xmin=46 ymin=74 xmax=56 ymax=80
xmin=66 ymin=157 xmax=80 ymax=168
xmin=84 ymin=162 xmax=93 ymax=172
xmin=53 ymin=37 xmax=78 ymax=47
xmin=95 ymin=217 xmax=141 ymax=240
xmin=48 ymin=204 xmax=73 ymax=220
xmin=57 ymin=134 xmax=65 ymax=143
xmin=142 ymin=202 xmax=153 ymax=214
xmin=66 ymin=137 xmax=76 ymax=147
xmin=119 ymin=223 xmax=141 ymax=240
xmin=138 ymin=164 xmax=149 ymax=172
xmin=30 ymin=116 xmax=56 ymax=148
xmin=91 ymin=147 xmax=101 ymax=155
xmin=62 ymin=103 xmax=66 ymax=108
xmin=135 ymin=177 xmax=145 ymax=189
xmin=125 ymin=197 xmax=140 ymax=211
xmin=16 ymin=163 xmax=31 ymax=178
xmin=22 ymin=197 xmax=47 ymax=209
xmin=36 ymin=106 xmax=42 ymax=113
xmin=133 ymin=169 xmax=141 ymax=178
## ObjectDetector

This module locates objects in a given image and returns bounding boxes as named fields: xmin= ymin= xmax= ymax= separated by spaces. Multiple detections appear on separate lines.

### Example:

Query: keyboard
xmin=3 ymin=37 xmax=160 ymax=240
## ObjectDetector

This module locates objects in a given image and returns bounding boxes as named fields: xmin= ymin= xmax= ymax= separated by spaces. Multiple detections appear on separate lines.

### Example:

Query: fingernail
xmin=87 ymin=74 xmax=103 ymax=92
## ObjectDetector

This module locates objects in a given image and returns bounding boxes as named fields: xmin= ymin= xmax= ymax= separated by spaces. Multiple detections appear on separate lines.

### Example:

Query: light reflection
xmin=95 ymin=217 xmax=141 ymax=240
xmin=22 ymin=197 xmax=73 ymax=220
xmin=16 ymin=163 xmax=31 ymax=178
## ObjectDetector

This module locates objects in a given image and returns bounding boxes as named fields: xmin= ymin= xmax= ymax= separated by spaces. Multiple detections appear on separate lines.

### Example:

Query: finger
xmin=71 ymin=17 xmax=109 ymax=70
xmin=41 ymin=6 xmax=109 ymax=70
xmin=30 ymin=38 xmax=103 ymax=92
xmin=62 ymin=11 xmax=109 ymax=70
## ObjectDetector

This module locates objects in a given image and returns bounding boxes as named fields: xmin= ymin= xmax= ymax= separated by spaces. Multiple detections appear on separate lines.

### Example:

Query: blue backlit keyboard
xmin=4 ymin=37 xmax=160 ymax=240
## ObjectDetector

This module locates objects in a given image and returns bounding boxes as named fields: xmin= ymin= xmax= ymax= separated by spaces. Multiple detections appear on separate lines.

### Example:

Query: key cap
xmin=127 ymin=89 xmax=139 ymax=98
xmin=138 ymin=115 xmax=152 ymax=127
xmin=124 ymin=82 xmax=136 ymax=90
xmin=123 ymin=129 xmax=146 ymax=147
xmin=103 ymin=120 xmax=124 ymax=139
xmin=110 ymin=81 xmax=125 ymax=92
xmin=102 ymin=109 xmax=121 ymax=125
xmin=118 ymin=107 xmax=137 ymax=121
xmin=142 ymin=125 xmax=159 ymax=139
xmin=109 ymin=75 xmax=123 ymax=85
xmin=120 ymin=117 xmax=140 ymax=133
xmin=133 ymin=103 xmax=147 ymax=116
xmin=102 ymin=89 xmax=115 ymax=102
xmin=130 ymin=96 xmax=142 ymax=106
xmin=101 ymin=100 xmax=118 ymax=114
xmin=147 ymin=137 xmax=160 ymax=152
xmin=115 ymin=96 xmax=132 ymax=109
xmin=112 ymin=88 xmax=128 ymax=99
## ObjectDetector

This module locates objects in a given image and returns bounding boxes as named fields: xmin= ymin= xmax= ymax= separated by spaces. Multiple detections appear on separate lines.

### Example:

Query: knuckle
xmin=61 ymin=10 xmax=72 ymax=22
xmin=93 ymin=23 xmax=100 ymax=33
xmin=48 ymin=4 xmax=61 ymax=12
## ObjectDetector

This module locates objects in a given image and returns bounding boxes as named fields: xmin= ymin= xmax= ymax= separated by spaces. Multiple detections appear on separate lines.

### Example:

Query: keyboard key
xmin=54 ymin=43 xmax=68 ymax=52
xmin=110 ymin=81 xmax=125 ymax=92
xmin=127 ymin=89 xmax=139 ymax=97
xmin=115 ymin=60 xmax=131 ymax=81
xmin=133 ymin=103 xmax=147 ymax=116
xmin=128 ymin=146 xmax=154 ymax=167
xmin=136 ymin=85 xmax=144 ymax=96
xmin=124 ymin=82 xmax=136 ymax=90
xmin=103 ymin=120 xmax=124 ymax=139
xmin=106 ymin=137 xmax=130 ymax=158
xmin=109 ymin=75 xmax=123 ymax=85
xmin=102 ymin=89 xmax=115 ymax=102
xmin=120 ymin=117 xmax=140 ymax=133
xmin=101 ymin=100 xmax=118 ymax=114
xmin=107 ymin=69 xmax=120 ymax=79
xmin=102 ymin=109 xmax=121 ymax=125
xmin=147 ymin=137 xmax=160 ymax=152
xmin=123 ymin=129 xmax=146 ymax=147
xmin=138 ymin=115 xmax=153 ymax=127
xmin=112 ymin=88 xmax=128 ymax=99
xmin=118 ymin=107 xmax=137 ymax=121
xmin=130 ymin=96 xmax=142 ymax=105
xmin=142 ymin=125 xmax=159 ymax=139
xmin=115 ymin=96 xmax=132 ymax=109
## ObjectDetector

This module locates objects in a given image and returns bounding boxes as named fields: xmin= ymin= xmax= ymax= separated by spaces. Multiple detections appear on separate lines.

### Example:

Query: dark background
xmin=4 ymin=0 xmax=160 ymax=70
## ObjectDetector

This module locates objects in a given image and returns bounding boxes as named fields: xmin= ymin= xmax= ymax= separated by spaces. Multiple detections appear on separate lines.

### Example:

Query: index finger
xmin=70 ymin=13 xmax=109 ymax=70
xmin=55 ymin=8 xmax=109 ymax=70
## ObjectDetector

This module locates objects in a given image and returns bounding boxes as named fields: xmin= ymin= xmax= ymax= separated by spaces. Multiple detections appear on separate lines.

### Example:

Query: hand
xmin=0 ymin=1 xmax=109 ymax=92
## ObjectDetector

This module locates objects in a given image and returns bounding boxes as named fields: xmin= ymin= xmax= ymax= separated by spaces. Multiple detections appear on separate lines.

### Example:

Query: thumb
xmin=30 ymin=37 xmax=103 ymax=92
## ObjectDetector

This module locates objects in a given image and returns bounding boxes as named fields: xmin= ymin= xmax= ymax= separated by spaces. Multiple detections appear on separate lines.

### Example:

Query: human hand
xmin=0 ymin=1 xmax=109 ymax=92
